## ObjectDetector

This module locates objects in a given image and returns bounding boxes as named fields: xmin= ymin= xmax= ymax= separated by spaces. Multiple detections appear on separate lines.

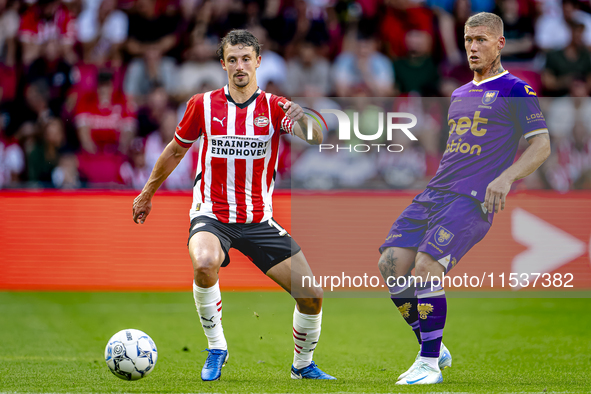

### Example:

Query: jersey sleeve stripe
xmin=175 ymin=132 xmax=198 ymax=144
xmin=524 ymin=128 xmax=549 ymax=139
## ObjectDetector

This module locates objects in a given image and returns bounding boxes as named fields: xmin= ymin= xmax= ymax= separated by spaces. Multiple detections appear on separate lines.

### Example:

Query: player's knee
xmin=193 ymin=252 xmax=223 ymax=279
xmin=296 ymin=284 xmax=323 ymax=300
xmin=310 ymin=285 xmax=323 ymax=300
xmin=377 ymin=256 xmax=391 ymax=278
xmin=414 ymin=261 xmax=428 ymax=279
xmin=414 ymin=254 xmax=443 ymax=280
xmin=377 ymin=247 xmax=398 ymax=281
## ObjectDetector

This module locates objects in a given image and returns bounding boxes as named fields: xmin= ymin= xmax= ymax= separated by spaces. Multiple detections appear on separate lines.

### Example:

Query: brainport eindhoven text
xmin=307 ymin=110 xmax=418 ymax=153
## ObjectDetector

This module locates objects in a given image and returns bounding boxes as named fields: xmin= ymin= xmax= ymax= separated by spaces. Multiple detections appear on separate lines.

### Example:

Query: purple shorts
xmin=380 ymin=188 xmax=492 ymax=273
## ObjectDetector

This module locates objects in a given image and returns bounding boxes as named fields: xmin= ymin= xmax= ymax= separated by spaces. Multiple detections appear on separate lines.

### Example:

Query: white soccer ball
xmin=104 ymin=329 xmax=158 ymax=380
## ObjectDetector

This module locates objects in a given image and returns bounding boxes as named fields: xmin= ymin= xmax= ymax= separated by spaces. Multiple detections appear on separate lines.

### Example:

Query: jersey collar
xmin=471 ymin=70 xmax=509 ymax=86
xmin=224 ymin=85 xmax=262 ymax=109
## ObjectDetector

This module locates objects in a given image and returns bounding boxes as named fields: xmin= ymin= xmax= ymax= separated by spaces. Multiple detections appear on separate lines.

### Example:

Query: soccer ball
xmin=104 ymin=329 xmax=158 ymax=380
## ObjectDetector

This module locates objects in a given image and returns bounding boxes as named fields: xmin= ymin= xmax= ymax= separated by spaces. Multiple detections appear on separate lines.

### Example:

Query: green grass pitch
xmin=0 ymin=291 xmax=589 ymax=393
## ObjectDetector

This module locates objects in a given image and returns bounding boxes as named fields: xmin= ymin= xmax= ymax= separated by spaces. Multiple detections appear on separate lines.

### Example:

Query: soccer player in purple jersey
xmin=377 ymin=12 xmax=551 ymax=385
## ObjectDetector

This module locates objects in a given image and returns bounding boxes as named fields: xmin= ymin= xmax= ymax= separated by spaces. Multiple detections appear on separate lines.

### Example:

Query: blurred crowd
xmin=0 ymin=0 xmax=590 ymax=191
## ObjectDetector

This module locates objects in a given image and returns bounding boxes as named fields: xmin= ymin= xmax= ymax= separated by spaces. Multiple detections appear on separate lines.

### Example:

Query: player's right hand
xmin=133 ymin=193 xmax=152 ymax=224
xmin=278 ymin=101 xmax=304 ymax=122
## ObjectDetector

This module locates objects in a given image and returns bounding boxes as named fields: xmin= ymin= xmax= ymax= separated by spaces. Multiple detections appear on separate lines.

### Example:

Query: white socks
xmin=420 ymin=356 xmax=439 ymax=370
xmin=292 ymin=306 xmax=322 ymax=369
xmin=193 ymin=281 xmax=227 ymax=350
xmin=193 ymin=284 xmax=322 ymax=363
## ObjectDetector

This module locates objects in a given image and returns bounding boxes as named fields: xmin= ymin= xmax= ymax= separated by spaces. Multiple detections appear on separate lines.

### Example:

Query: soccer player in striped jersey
xmin=132 ymin=30 xmax=335 ymax=381
xmin=378 ymin=13 xmax=551 ymax=385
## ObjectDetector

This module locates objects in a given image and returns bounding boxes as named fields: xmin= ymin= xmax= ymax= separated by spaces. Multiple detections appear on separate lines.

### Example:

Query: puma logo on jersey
xmin=213 ymin=116 xmax=226 ymax=127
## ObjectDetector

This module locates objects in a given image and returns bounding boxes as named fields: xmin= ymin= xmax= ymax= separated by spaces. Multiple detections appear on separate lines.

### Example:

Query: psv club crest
xmin=254 ymin=116 xmax=269 ymax=127
xmin=435 ymin=226 xmax=454 ymax=246
xmin=482 ymin=90 xmax=499 ymax=105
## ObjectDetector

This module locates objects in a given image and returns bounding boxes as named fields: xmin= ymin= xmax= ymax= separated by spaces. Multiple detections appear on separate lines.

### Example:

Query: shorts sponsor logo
xmin=386 ymin=233 xmax=402 ymax=241
xmin=435 ymin=226 xmax=454 ymax=246
xmin=482 ymin=90 xmax=499 ymax=105
xmin=254 ymin=116 xmax=269 ymax=127
xmin=428 ymin=242 xmax=444 ymax=253
xmin=417 ymin=303 xmax=434 ymax=319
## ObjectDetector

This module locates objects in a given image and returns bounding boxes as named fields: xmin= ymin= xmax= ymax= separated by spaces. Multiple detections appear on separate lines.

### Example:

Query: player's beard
xmin=233 ymin=73 xmax=250 ymax=88
xmin=470 ymin=64 xmax=484 ymax=74
xmin=469 ymin=53 xmax=500 ymax=75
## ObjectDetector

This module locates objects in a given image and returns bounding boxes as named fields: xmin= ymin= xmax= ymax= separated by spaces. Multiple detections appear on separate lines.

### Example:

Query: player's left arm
xmin=279 ymin=101 xmax=323 ymax=145
xmin=485 ymin=82 xmax=552 ymax=214
xmin=485 ymin=132 xmax=551 ymax=214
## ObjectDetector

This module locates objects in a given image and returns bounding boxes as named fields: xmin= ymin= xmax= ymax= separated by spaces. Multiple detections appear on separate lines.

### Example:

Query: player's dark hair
xmin=216 ymin=30 xmax=261 ymax=61
xmin=465 ymin=12 xmax=504 ymax=36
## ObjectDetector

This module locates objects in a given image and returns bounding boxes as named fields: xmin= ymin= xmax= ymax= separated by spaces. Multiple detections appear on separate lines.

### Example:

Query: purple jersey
xmin=427 ymin=71 xmax=548 ymax=201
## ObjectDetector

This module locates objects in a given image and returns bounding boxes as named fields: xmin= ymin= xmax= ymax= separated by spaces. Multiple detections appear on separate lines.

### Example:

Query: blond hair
xmin=465 ymin=12 xmax=504 ymax=36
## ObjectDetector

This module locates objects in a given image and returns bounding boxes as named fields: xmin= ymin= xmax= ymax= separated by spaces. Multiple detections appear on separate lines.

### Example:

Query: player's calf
xmin=413 ymin=253 xmax=447 ymax=385
xmin=295 ymin=287 xmax=323 ymax=315
xmin=378 ymin=247 xmax=422 ymax=344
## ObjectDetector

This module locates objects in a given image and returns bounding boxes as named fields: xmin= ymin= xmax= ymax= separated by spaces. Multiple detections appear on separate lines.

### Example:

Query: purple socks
xmin=416 ymin=281 xmax=447 ymax=358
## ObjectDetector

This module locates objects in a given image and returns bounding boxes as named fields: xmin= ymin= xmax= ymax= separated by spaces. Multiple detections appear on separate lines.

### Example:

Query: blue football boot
xmin=201 ymin=349 xmax=228 ymax=381
xmin=290 ymin=361 xmax=336 ymax=380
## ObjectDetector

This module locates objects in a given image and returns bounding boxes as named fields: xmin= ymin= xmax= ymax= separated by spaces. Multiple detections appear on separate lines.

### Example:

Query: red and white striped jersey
xmin=174 ymin=86 xmax=295 ymax=224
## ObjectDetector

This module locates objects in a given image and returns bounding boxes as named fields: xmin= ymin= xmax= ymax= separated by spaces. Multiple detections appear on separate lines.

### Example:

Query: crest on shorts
xmin=397 ymin=302 xmax=412 ymax=319
xmin=254 ymin=116 xmax=269 ymax=127
xmin=417 ymin=303 xmax=434 ymax=319
xmin=482 ymin=90 xmax=499 ymax=105
xmin=435 ymin=226 xmax=454 ymax=246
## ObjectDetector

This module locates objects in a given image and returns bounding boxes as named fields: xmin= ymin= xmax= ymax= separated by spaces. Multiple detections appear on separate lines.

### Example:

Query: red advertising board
xmin=0 ymin=191 xmax=589 ymax=291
